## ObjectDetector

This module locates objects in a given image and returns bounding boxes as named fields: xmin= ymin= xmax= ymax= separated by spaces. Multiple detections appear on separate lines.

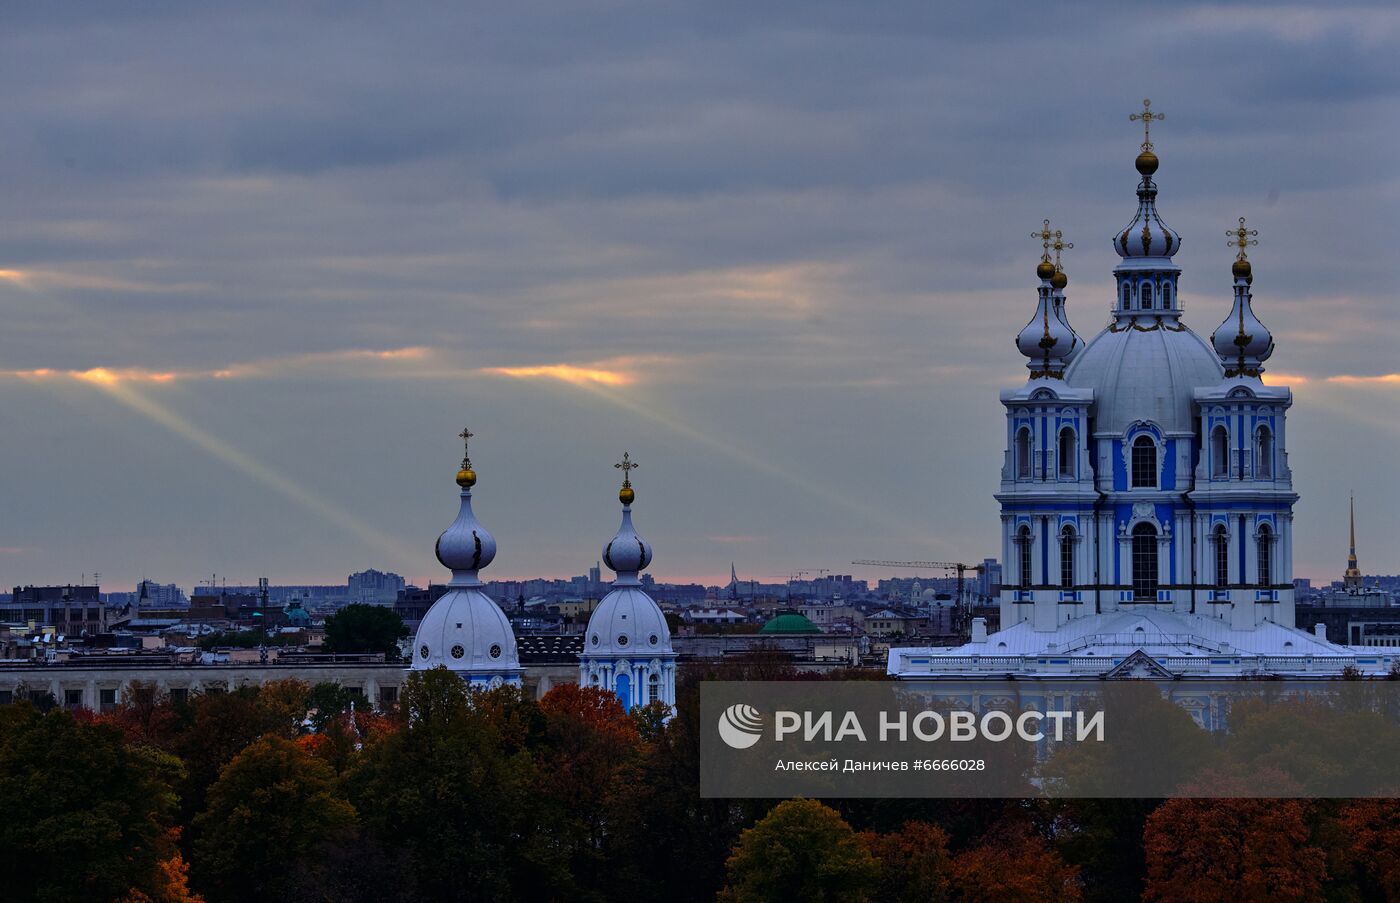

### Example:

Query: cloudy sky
xmin=0 ymin=2 xmax=1396 ymax=589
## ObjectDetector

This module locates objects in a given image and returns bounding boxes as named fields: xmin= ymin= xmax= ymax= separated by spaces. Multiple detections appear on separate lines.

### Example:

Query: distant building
xmin=348 ymin=569 xmax=406 ymax=605
xmin=3 ymin=585 xmax=106 ymax=636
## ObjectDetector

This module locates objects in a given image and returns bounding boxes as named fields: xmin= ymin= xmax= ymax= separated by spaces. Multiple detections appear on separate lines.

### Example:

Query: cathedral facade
xmin=890 ymin=103 xmax=1395 ymax=679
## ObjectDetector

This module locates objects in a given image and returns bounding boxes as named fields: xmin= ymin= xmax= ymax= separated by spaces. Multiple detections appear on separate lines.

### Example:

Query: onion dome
xmin=583 ymin=453 xmax=672 ymax=660
xmin=1211 ymin=217 xmax=1273 ymax=378
xmin=1018 ymin=220 xmax=1077 ymax=378
xmin=413 ymin=427 xmax=520 ymax=679
xmin=435 ymin=427 xmax=496 ymax=586
xmin=601 ymin=452 xmax=651 ymax=584
xmin=1116 ymin=99 xmax=1181 ymax=260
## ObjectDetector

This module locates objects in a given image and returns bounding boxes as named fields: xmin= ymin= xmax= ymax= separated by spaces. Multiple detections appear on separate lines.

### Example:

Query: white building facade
xmin=891 ymin=116 xmax=1397 ymax=679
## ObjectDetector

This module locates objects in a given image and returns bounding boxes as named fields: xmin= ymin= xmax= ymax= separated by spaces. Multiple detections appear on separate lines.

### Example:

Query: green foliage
xmin=191 ymin=735 xmax=357 ymax=902
xmin=0 ymin=705 xmax=181 ymax=903
xmin=196 ymin=630 xmax=299 ymax=650
xmin=323 ymin=603 xmax=408 ymax=659
xmin=720 ymin=798 xmax=880 ymax=903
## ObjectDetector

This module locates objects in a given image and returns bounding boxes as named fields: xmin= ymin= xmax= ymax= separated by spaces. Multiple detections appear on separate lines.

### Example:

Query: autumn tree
xmin=1331 ymin=798 xmax=1400 ymax=899
xmin=951 ymin=823 xmax=1083 ymax=903
xmin=348 ymin=669 xmax=567 ymax=901
xmin=1142 ymin=790 xmax=1323 ymax=903
xmin=323 ymin=603 xmax=408 ymax=659
xmin=720 ymin=798 xmax=879 ymax=903
xmin=0 ymin=705 xmax=182 ymax=903
xmin=191 ymin=735 xmax=357 ymax=902
xmin=861 ymin=820 xmax=952 ymax=903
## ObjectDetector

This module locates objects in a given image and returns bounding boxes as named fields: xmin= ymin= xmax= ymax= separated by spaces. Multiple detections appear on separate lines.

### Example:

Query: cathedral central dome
xmin=1065 ymin=321 xmax=1223 ymax=435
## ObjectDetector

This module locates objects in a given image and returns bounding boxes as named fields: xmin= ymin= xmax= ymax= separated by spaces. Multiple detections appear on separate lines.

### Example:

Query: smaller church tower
xmin=1192 ymin=223 xmax=1297 ymax=628
xmin=411 ymin=428 xmax=522 ymax=687
xmin=580 ymin=453 xmax=676 ymax=711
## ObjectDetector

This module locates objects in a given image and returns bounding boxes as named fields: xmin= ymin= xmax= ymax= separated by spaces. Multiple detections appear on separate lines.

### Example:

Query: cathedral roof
xmin=1065 ymin=319 xmax=1223 ymax=435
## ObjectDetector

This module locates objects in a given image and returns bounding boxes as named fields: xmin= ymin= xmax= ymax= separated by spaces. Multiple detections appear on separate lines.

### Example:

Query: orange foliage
xmin=951 ymin=823 xmax=1083 ymax=903
xmin=1334 ymin=799 xmax=1400 ymax=898
xmin=861 ymin=820 xmax=953 ymax=903
xmin=539 ymin=683 xmax=639 ymax=744
xmin=1143 ymin=796 xmax=1323 ymax=903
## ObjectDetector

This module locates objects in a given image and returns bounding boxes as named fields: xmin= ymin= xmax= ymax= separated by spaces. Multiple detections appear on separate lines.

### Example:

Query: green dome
xmin=759 ymin=611 xmax=820 ymax=634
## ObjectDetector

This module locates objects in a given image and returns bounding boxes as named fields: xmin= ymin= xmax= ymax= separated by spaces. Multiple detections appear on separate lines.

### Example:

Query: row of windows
xmin=1018 ymin=426 xmax=1279 ymax=488
xmin=1120 ymin=280 xmax=1174 ymax=311
xmin=1015 ymin=522 xmax=1276 ymax=598
xmin=1210 ymin=424 xmax=1273 ymax=480
xmin=1014 ymin=427 xmax=1079 ymax=480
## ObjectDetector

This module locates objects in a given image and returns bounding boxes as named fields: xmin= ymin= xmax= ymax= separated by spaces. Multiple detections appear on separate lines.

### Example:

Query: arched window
xmin=1257 ymin=524 xmax=1273 ymax=586
xmin=1141 ymin=282 xmax=1153 ymax=310
xmin=649 ymin=671 xmax=660 ymax=704
xmin=1131 ymin=435 xmax=1157 ymax=488
xmin=1017 ymin=525 xmax=1033 ymax=589
xmin=1163 ymin=283 xmax=1173 ymax=308
xmin=1121 ymin=283 xmax=1131 ymax=309
xmin=1015 ymin=428 xmax=1032 ymax=480
xmin=1256 ymin=426 xmax=1273 ymax=480
xmin=1214 ymin=524 xmax=1230 ymax=587
xmin=1058 ymin=427 xmax=1076 ymax=479
xmin=1132 ymin=523 xmax=1159 ymax=600
xmin=1060 ymin=525 xmax=1075 ymax=589
xmin=1211 ymin=425 xmax=1229 ymax=479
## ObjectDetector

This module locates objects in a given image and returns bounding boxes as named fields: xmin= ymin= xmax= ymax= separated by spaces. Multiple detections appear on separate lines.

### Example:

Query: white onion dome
xmin=1113 ymin=152 xmax=1182 ymax=260
xmin=1211 ymin=221 xmax=1273 ymax=378
xmin=1050 ymin=268 xmax=1083 ymax=362
xmin=584 ymin=456 xmax=673 ymax=658
xmin=435 ymin=441 xmax=495 ymax=585
xmin=1064 ymin=143 xmax=1223 ymax=434
xmin=413 ymin=430 xmax=520 ymax=675
xmin=1016 ymin=257 xmax=1077 ymax=378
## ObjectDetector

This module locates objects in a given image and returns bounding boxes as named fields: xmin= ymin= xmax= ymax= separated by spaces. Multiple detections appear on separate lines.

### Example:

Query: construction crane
xmin=850 ymin=559 xmax=987 ymax=635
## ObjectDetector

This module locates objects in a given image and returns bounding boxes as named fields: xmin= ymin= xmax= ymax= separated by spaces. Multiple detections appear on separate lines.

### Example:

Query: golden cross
xmin=1129 ymin=98 xmax=1164 ymax=151
xmin=615 ymin=451 xmax=638 ymax=487
xmin=1052 ymin=230 xmax=1073 ymax=271
xmin=458 ymin=427 xmax=474 ymax=466
xmin=1228 ymin=217 xmax=1258 ymax=260
xmin=1032 ymin=219 xmax=1054 ymax=262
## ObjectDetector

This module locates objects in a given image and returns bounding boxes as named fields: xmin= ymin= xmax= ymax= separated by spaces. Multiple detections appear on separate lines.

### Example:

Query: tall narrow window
xmin=1015 ymin=428 xmax=1032 ymax=480
xmin=1058 ymin=427 xmax=1076 ymax=479
xmin=1060 ymin=525 xmax=1075 ymax=589
xmin=1131 ymin=436 xmax=1157 ymax=488
xmin=1121 ymin=283 xmax=1131 ymax=309
xmin=1017 ymin=526 xmax=1033 ymax=589
xmin=1214 ymin=524 xmax=1229 ymax=587
xmin=1211 ymin=425 xmax=1229 ymax=479
xmin=649 ymin=671 xmax=660 ymax=705
xmin=1257 ymin=524 xmax=1273 ymax=586
xmin=1132 ymin=523 xmax=1159 ymax=600
xmin=1256 ymin=426 xmax=1273 ymax=480
xmin=1163 ymin=283 xmax=1172 ymax=308
xmin=1141 ymin=282 xmax=1153 ymax=310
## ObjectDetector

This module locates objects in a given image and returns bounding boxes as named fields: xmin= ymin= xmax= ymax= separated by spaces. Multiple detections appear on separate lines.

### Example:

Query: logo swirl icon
xmin=717 ymin=703 xmax=764 ymax=749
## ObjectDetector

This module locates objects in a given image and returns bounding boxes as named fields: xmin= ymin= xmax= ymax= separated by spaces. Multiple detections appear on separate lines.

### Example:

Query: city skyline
xmin=1 ymin=4 xmax=1396 ymax=588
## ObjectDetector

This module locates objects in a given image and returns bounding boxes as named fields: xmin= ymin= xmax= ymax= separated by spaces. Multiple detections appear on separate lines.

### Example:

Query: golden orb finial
xmin=1050 ymin=268 xmax=1068 ymax=290
xmin=456 ymin=427 xmax=477 ymax=488
xmin=1032 ymin=219 xmax=1073 ymax=282
xmin=615 ymin=452 xmax=638 ymax=505
xmin=1135 ymin=149 xmax=1159 ymax=176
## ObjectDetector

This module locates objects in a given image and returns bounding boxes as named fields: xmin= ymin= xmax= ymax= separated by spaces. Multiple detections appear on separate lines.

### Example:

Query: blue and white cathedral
xmin=580 ymin=454 xmax=677 ymax=710
xmin=890 ymin=101 xmax=1396 ymax=679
